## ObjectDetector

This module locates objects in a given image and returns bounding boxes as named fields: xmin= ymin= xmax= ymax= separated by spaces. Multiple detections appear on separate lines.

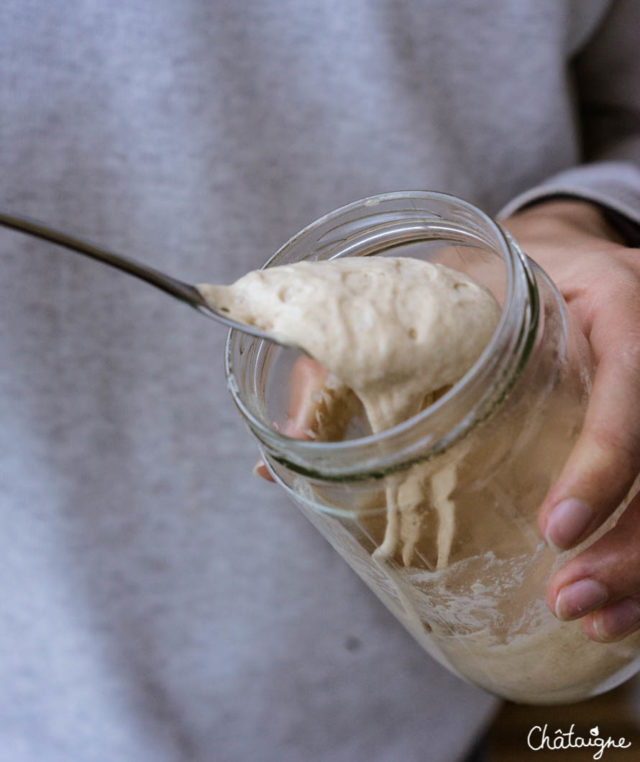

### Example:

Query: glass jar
xmin=225 ymin=191 xmax=640 ymax=704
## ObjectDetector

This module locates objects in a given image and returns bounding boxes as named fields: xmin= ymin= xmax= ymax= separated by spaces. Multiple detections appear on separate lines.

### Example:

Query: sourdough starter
xmin=199 ymin=256 xmax=640 ymax=703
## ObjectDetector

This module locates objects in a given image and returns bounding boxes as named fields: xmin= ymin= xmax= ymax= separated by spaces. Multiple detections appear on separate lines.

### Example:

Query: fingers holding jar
xmin=538 ymin=289 xmax=640 ymax=553
xmin=531 ymin=239 xmax=640 ymax=640
xmin=504 ymin=200 xmax=640 ymax=643
xmin=543 ymin=306 xmax=640 ymax=641
xmin=547 ymin=492 xmax=640 ymax=642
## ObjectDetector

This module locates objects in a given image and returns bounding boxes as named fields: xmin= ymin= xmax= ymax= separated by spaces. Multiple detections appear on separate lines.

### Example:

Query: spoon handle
xmin=0 ymin=209 xmax=207 ymax=308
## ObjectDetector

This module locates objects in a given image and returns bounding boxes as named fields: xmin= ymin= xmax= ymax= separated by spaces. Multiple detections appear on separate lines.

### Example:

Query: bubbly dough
xmin=199 ymin=257 xmax=500 ymax=431
xmin=199 ymin=256 xmax=501 ymax=565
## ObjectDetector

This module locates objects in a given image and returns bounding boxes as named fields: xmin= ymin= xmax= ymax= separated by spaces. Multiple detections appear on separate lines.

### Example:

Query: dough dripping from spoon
xmin=198 ymin=256 xmax=501 ymax=565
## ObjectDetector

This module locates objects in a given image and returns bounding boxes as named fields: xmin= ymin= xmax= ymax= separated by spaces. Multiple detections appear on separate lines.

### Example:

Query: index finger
xmin=540 ymin=322 xmax=640 ymax=549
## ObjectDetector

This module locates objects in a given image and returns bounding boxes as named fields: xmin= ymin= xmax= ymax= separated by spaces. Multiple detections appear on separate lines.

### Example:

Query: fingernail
xmin=555 ymin=579 xmax=608 ymax=620
xmin=592 ymin=599 xmax=640 ymax=641
xmin=545 ymin=498 xmax=594 ymax=549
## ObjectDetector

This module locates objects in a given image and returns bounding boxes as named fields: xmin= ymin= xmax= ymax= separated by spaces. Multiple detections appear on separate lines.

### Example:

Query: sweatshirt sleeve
xmin=498 ymin=0 xmax=640 ymax=242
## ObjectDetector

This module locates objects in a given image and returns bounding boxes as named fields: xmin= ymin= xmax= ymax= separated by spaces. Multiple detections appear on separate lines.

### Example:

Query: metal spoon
xmin=0 ymin=209 xmax=274 ymax=342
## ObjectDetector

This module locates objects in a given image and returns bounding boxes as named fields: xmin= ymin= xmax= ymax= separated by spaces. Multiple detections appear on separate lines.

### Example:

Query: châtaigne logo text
xmin=527 ymin=724 xmax=632 ymax=759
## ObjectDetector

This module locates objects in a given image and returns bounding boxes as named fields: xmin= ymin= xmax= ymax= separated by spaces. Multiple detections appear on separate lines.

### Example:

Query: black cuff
xmin=600 ymin=206 xmax=640 ymax=248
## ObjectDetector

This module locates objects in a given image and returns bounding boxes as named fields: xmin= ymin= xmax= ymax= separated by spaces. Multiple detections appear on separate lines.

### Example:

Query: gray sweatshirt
xmin=1 ymin=1 xmax=639 ymax=761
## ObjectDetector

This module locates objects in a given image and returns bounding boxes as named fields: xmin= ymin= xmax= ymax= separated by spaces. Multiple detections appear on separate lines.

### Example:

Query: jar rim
xmin=224 ymin=190 xmax=537 ymax=480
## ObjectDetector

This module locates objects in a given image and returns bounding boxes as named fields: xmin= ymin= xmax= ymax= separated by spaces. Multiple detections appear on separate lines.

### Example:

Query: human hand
xmin=502 ymin=200 xmax=640 ymax=643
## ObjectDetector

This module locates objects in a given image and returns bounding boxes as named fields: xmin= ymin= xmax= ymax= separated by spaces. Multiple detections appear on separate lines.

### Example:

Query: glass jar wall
xmin=225 ymin=192 xmax=640 ymax=704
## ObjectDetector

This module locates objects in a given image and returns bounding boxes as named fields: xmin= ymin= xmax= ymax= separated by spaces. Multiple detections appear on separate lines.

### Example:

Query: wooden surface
xmin=486 ymin=680 xmax=640 ymax=761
